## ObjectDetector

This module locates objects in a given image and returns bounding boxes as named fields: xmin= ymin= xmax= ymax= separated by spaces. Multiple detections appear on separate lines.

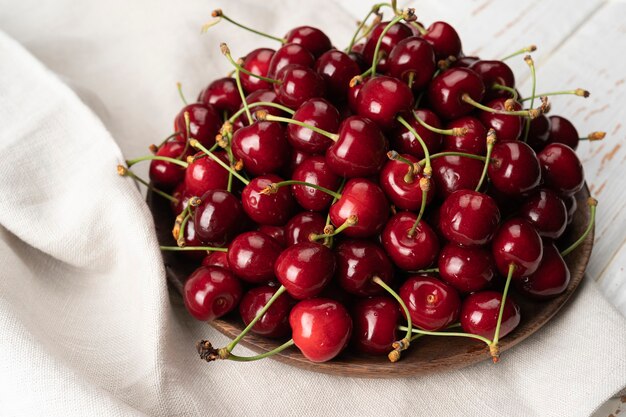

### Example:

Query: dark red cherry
xmin=399 ymin=275 xmax=461 ymax=331
xmin=427 ymin=68 xmax=485 ymax=120
xmin=469 ymin=60 xmax=515 ymax=101
xmin=240 ymin=48 xmax=275 ymax=93
xmin=492 ymin=218 xmax=543 ymax=278
xmin=351 ymin=296 xmax=400 ymax=355
xmin=460 ymin=291 xmax=520 ymax=339
xmin=285 ymin=212 xmax=326 ymax=246
xmin=526 ymin=114 xmax=551 ymax=152
xmin=198 ymin=77 xmax=242 ymax=115
xmin=391 ymin=109 xmax=443 ymax=159
xmin=479 ymin=99 xmax=523 ymax=141
xmin=257 ymin=225 xmax=287 ymax=247
xmin=149 ymin=141 xmax=187 ymax=189
xmin=291 ymin=155 xmax=341 ymax=211
xmin=179 ymin=217 xmax=208 ymax=260
xmin=274 ymin=64 xmax=326 ymax=109
xmin=275 ymin=242 xmax=336 ymax=299
xmin=174 ymin=103 xmax=221 ymax=147
xmin=439 ymin=190 xmax=501 ymax=246
xmin=239 ymin=285 xmax=293 ymax=338
xmin=355 ymin=76 xmax=414 ymax=129
xmin=231 ymin=121 xmax=290 ymax=176
xmin=422 ymin=21 xmax=462 ymax=60
xmin=289 ymin=298 xmax=352 ymax=362
xmin=335 ymin=240 xmax=394 ymax=296
xmin=241 ymin=175 xmax=296 ymax=226
xmin=547 ymin=115 xmax=579 ymax=150
xmin=171 ymin=183 xmax=190 ymax=215
xmin=183 ymin=266 xmax=242 ymax=321
xmin=381 ymin=212 xmax=440 ymax=270
xmin=362 ymin=21 xmax=413 ymax=73
xmin=285 ymin=26 xmax=332 ymax=58
xmin=431 ymin=155 xmax=484 ymax=199
xmin=227 ymin=231 xmax=283 ymax=284
xmin=283 ymin=148 xmax=310 ymax=178
xmin=326 ymin=116 xmax=387 ymax=177
xmin=452 ymin=56 xmax=480 ymax=68
xmin=387 ymin=37 xmax=436 ymax=91
xmin=438 ymin=243 xmax=495 ymax=293
xmin=444 ymin=116 xmax=487 ymax=155
xmin=287 ymin=98 xmax=340 ymax=153
xmin=488 ymin=141 xmax=541 ymax=196
xmin=347 ymin=76 xmax=368 ymax=113
xmin=538 ymin=143 xmax=584 ymax=196
xmin=268 ymin=43 xmax=315 ymax=78
xmin=329 ymin=178 xmax=389 ymax=238
xmin=380 ymin=153 xmax=435 ymax=210
xmin=519 ymin=189 xmax=568 ymax=239
xmin=314 ymin=50 xmax=361 ymax=103
xmin=515 ymin=242 xmax=570 ymax=299
xmin=194 ymin=189 xmax=242 ymax=244
xmin=563 ymin=194 xmax=577 ymax=225
xmin=202 ymin=251 xmax=230 ymax=269
xmin=183 ymin=151 xmax=229 ymax=197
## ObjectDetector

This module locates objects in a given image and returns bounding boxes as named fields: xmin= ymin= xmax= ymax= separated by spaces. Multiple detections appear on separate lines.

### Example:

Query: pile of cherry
xmin=120 ymin=5 xmax=603 ymax=365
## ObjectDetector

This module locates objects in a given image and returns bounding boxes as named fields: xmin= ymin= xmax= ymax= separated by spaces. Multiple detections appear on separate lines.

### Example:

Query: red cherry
xmin=399 ymin=275 xmax=461 ymax=331
xmin=379 ymin=153 xmax=435 ymax=210
xmin=170 ymin=183 xmax=190 ymax=215
xmin=274 ymin=65 xmax=326 ymax=109
xmin=431 ymin=155 xmax=484 ymax=199
xmin=284 ymin=26 xmax=332 ymax=58
xmin=183 ymin=266 xmax=242 ymax=321
xmin=335 ymin=239 xmax=394 ymax=296
xmin=547 ymin=115 xmax=579 ymax=150
xmin=285 ymin=212 xmax=326 ymax=246
xmin=427 ymin=68 xmax=485 ymax=120
xmin=202 ymin=251 xmax=230 ymax=269
xmin=232 ymin=89 xmax=283 ymax=130
xmin=444 ymin=116 xmax=487 ymax=155
xmin=538 ymin=143 xmax=584 ymax=196
xmin=391 ymin=109 xmax=443 ymax=159
xmin=452 ymin=56 xmax=480 ymax=68
xmin=362 ymin=21 xmax=413 ymax=72
xmin=492 ymin=218 xmax=543 ymax=278
xmin=526 ymin=114 xmax=551 ymax=152
xmin=479 ymin=99 xmax=523 ymax=141
xmin=291 ymin=155 xmax=341 ymax=211
xmin=314 ymin=50 xmax=361 ymax=103
xmin=198 ymin=77 xmax=242 ymax=115
xmin=227 ymin=231 xmax=283 ymax=284
xmin=183 ymin=151 xmax=229 ymax=197
xmin=287 ymin=98 xmax=340 ymax=153
xmin=438 ymin=243 xmax=495 ymax=293
xmin=268 ymin=43 xmax=315 ymax=78
xmin=423 ymin=21 xmax=462 ymax=60
xmin=386 ymin=37 xmax=436 ymax=92
xmin=515 ymin=242 xmax=570 ymax=299
xmin=469 ymin=60 xmax=515 ymax=101
xmin=149 ymin=141 xmax=187 ymax=189
xmin=488 ymin=141 xmax=541 ymax=196
xmin=239 ymin=285 xmax=294 ymax=338
xmin=329 ymin=178 xmax=389 ymax=238
xmin=257 ymin=225 xmax=287 ymax=247
xmin=519 ymin=188 xmax=568 ymax=239
xmin=241 ymin=175 xmax=296 ymax=226
xmin=174 ymin=103 xmax=221 ymax=148
xmin=355 ymin=76 xmax=414 ymax=129
xmin=275 ymin=242 xmax=336 ymax=299
xmin=194 ymin=189 xmax=243 ymax=244
xmin=381 ymin=212 xmax=440 ymax=270
xmin=347 ymin=75 xmax=367 ymax=113
xmin=231 ymin=121 xmax=290 ymax=176
xmin=351 ymin=296 xmax=400 ymax=355
xmin=179 ymin=218 xmax=209 ymax=260
xmin=439 ymin=190 xmax=501 ymax=246
xmin=460 ymin=291 xmax=520 ymax=339
xmin=240 ymin=48 xmax=275 ymax=93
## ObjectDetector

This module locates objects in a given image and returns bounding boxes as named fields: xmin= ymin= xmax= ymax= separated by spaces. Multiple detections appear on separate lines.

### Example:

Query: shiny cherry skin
xmin=241 ymin=175 xmax=296 ymax=226
xmin=257 ymin=225 xmax=287 ymax=247
xmin=347 ymin=75 xmax=367 ymax=113
xmin=444 ymin=116 xmax=487 ymax=155
xmin=287 ymin=98 xmax=340 ymax=153
xmin=438 ymin=243 xmax=495 ymax=293
xmin=351 ymin=296 xmax=400 ymax=355
xmin=488 ymin=141 xmax=541 ymax=196
xmin=469 ymin=60 xmax=515 ymax=101
xmin=381 ymin=212 xmax=440 ymax=270
xmin=427 ymin=68 xmax=485 ymax=120
xmin=183 ymin=266 xmax=242 ymax=321
xmin=431 ymin=155 xmax=484 ymax=199
xmin=479 ymin=98 xmax=523 ymax=141
xmin=179 ymin=217 xmax=208 ymax=260
xmin=423 ymin=21 xmax=462 ymax=60
xmin=198 ymin=77 xmax=242 ymax=115
xmin=326 ymin=116 xmax=387 ymax=177
xmin=362 ymin=21 xmax=413 ymax=72
xmin=202 ymin=251 xmax=230 ymax=269
xmin=275 ymin=242 xmax=336 ymax=299
xmin=547 ymin=115 xmax=579 ymax=150
xmin=171 ymin=183 xmax=190 ymax=214
xmin=460 ymin=291 xmax=520 ymax=339
xmin=291 ymin=155 xmax=341 ymax=211
xmin=240 ymin=48 xmax=275 ymax=93
xmin=194 ymin=189 xmax=243 ymax=244
xmin=274 ymin=64 xmax=326 ymax=109
xmin=268 ymin=43 xmax=315 ymax=78
xmin=174 ymin=103 xmax=221 ymax=147
xmin=285 ymin=26 xmax=332 ymax=58
xmin=520 ymin=188 xmax=568 ymax=239
xmin=391 ymin=109 xmax=443 ymax=159
xmin=314 ymin=50 xmax=361 ymax=103
xmin=239 ymin=285 xmax=294 ymax=338
xmin=563 ymin=194 xmax=577 ymax=225
xmin=149 ymin=141 xmax=187 ymax=189
xmin=380 ymin=153 xmax=436 ymax=210
xmin=439 ymin=190 xmax=501 ymax=246
xmin=526 ymin=114 xmax=551 ymax=152
xmin=335 ymin=239 xmax=394 ymax=296
xmin=399 ymin=275 xmax=461 ymax=331
xmin=492 ymin=218 xmax=543 ymax=278
xmin=285 ymin=212 xmax=326 ymax=246
xmin=355 ymin=76 xmax=414 ymax=129
xmin=329 ymin=178 xmax=389 ymax=238
xmin=183 ymin=151 xmax=229 ymax=197
xmin=386 ymin=37 xmax=436 ymax=92
xmin=227 ymin=231 xmax=283 ymax=284
xmin=515 ymin=242 xmax=570 ymax=299
xmin=538 ymin=143 xmax=585 ymax=196
xmin=289 ymin=298 xmax=352 ymax=362
xmin=231 ymin=121 xmax=290 ymax=176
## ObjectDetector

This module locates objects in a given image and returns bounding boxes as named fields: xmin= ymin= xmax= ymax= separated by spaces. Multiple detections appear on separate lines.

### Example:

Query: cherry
xmin=233 ymin=89 xmax=283 ymax=129
xmin=149 ymin=141 xmax=187 ymax=189
xmin=329 ymin=178 xmax=389 ymax=238
xmin=427 ymin=68 xmax=485 ymax=120
xmin=399 ymin=276 xmax=461 ymax=331
xmin=202 ymin=251 xmax=230 ymax=269
xmin=275 ymin=242 xmax=336 ymax=299
xmin=355 ymin=76 xmax=414 ymax=129
xmin=274 ymin=65 xmax=326 ymax=109
xmin=227 ymin=231 xmax=283 ymax=284
xmin=239 ymin=285 xmax=293 ymax=338
xmin=268 ymin=43 xmax=315 ymax=78
xmin=335 ymin=239 xmax=394 ymax=296
xmin=231 ymin=121 xmax=290 ymax=176
xmin=174 ymin=103 xmax=222 ymax=147
xmin=285 ymin=26 xmax=332 ymax=58
xmin=492 ymin=218 xmax=543 ymax=278
xmin=391 ymin=109 xmax=443 ymax=159
xmin=183 ymin=151 xmax=230 ymax=197
xmin=386 ymin=36 xmax=436 ymax=92
xmin=287 ymin=98 xmax=340 ymax=153
xmin=563 ymin=194 xmax=578 ymax=225
xmin=439 ymin=190 xmax=501 ymax=246
xmin=183 ymin=265 xmax=242 ymax=321
xmin=479 ymin=99 xmax=523 ymax=141
xmin=438 ymin=243 xmax=495 ymax=293
xmin=242 ymin=175 xmax=296 ymax=226
xmin=423 ymin=21 xmax=462 ymax=60
xmin=362 ymin=21 xmax=413 ymax=73
xmin=240 ymin=48 xmax=275 ymax=93
xmin=488 ymin=140 xmax=541 ymax=196
xmin=194 ymin=189 xmax=243 ymax=244
xmin=257 ymin=225 xmax=287 ymax=247
xmin=382 ymin=212 xmax=439 ymax=270
xmin=431 ymin=155 xmax=485 ymax=199
xmin=285 ymin=212 xmax=326 ymax=246
xmin=517 ymin=241 xmax=570 ymax=299
xmin=314 ymin=50 xmax=361 ymax=103
xmin=460 ymin=291 xmax=520 ymax=339
xmin=519 ymin=189 xmax=568 ymax=239
xmin=283 ymin=148 xmax=310 ymax=178
xmin=538 ymin=143 xmax=584 ymax=196
xmin=444 ymin=116 xmax=487 ymax=155
xmin=347 ymin=75 xmax=368 ymax=113
xmin=380 ymin=153 xmax=435 ymax=210
xmin=291 ymin=156 xmax=341 ymax=211
xmin=289 ymin=298 xmax=352 ymax=362
xmin=351 ymin=296 xmax=400 ymax=355
xmin=526 ymin=114 xmax=551 ymax=152
xmin=547 ymin=115 xmax=579 ymax=150
xmin=198 ymin=77 xmax=242 ymax=115
xmin=469 ymin=60 xmax=515 ymax=101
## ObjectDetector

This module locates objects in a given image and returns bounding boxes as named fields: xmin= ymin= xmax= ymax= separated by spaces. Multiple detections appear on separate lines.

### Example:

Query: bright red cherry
xmin=274 ymin=65 xmax=326 ymax=109
xmin=469 ymin=60 xmax=515 ymax=101
xmin=362 ymin=21 xmax=413 ymax=73
xmin=202 ymin=251 xmax=230 ymax=269
xmin=380 ymin=153 xmax=435 ymax=210
xmin=439 ymin=190 xmax=501 ymax=246
xmin=479 ymin=99 xmax=523 ymax=141
xmin=285 ymin=212 xmax=326 ymax=246
xmin=438 ymin=243 xmax=495 ymax=293
xmin=231 ymin=121 xmax=290 ymax=176
xmin=198 ymin=77 xmax=242 ymax=115
xmin=460 ymin=291 xmax=520 ymax=339
xmin=488 ymin=141 xmax=541 ymax=196
xmin=329 ymin=178 xmax=389 ymax=238
xmin=444 ymin=116 xmax=487 ymax=155
xmin=240 ymin=48 xmax=275 ymax=93
xmin=390 ymin=109 xmax=443 ymax=159
xmin=227 ymin=231 xmax=283 ymax=284
xmin=183 ymin=266 xmax=242 ymax=321
xmin=519 ymin=189 xmax=568 ymax=239
xmin=355 ymin=76 xmax=414 ymax=129
xmin=538 ymin=143 xmax=585 ymax=196
xmin=268 ymin=43 xmax=315 ymax=78
xmin=399 ymin=276 xmax=461 ymax=331
xmin=351 ymin=296 xmax=400 ymax=355
xmin=242 ymin=175 xmax=296 ymax=226
xmin=194 ymin=189 xmax=243 ymax=244
xmin=423 ymin=21 xmax=462 ymax=60
xmin=285 ymin=26 xmax=332 ymax=58
xmin=275 ymin=242 xmax=336 ymax=299
xmin=149 ymin=141 xmax=187 ymax=189
xmin=381 ymin=212 xmax=440 ymax=270
xmin=431 ymin=155 xmax=484 ymax=199
xmin=492 ymin=218 xmax=543 ymax=278
xmin=314 ymin=50 xmax=361 ymax=103
xmin=174 ymin=103 xmax=221 ymax=147
xmin=515 ymin=242 xmax=570 ymax=299
xmin=183 ymin=151 xmax=229 ymax=197
xmin=291 ymin=155 xmax=341 ymax=211
xmin=386 ymin=37 xmax=436 ymax=92
xmin=547 ymin=115 xmax=579 ymax=150
xmin=427 ymin=68 xmax=485 ymax=120
xmin=239 ymin=285 xmax=294 ymax=338
xmin=287 ymin=98 xmax=340 ymax=153
xmin=335 ymin=240 xmax=394 ymax=296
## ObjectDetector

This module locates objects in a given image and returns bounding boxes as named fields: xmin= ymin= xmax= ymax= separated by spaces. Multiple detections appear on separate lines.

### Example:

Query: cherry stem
xmin=203 ymin=9 xmax=285 ymax=44
xmin=492 ymin=83 xmax=518 ymax=101
xmin=408 ymin=267 xmax=439 ymax=274
xmin=189 ymin=139 xmax=250 ymax=185
xmin=310 ymin=215 xmax=357 ymax=241
xmin=522 ymin=55 xmax=537 ymax=142
xmin=370 ymin=14 xmax=404 ymax=76
xmin=387 ymin=150 xmax=418 ymax=183
xmin=225 ymin=146 xmax=235 ymax=193
xmin=220 ymin=43 xmax=280 ymax=84
xmin=228 ymin=101 xmax=294 ymax=124
xmin=263 ymin=180 xmax=342 ymax=200
xmin=159 ymin=246 xmax=227 ymax=252
xmin=224 ymin=339 xmax=295 ymax=362
xmin=561 ymin=197 xmax=597 ymax=257
xmin=116 ymin=165 xmax=179 ymax=204
xmin=323 ymin=178 xmax=346 ymax=247
xmin=153 ymin=131 xmax=182 ymax=150
xmin=489 ymin=263 xmax=515 ymax=363
xmin=125 ymin=155 xmax=188 ymax=168
xmin=413 ymin=112 xmax=468 ymax=136
xmin=346 ymin=2 xmax=390 ymax=53
xmin=372 ymin=276 xmax=412 ymax=362
xmin=462 ymin=93 xmax=540 ymax=119
xmin=176 ymin=82 xmax=188 ymax=105
xmin=407 ymin=179 xmax=430 ymax=237
xmin=397 ymin=115 xmax=432 ymax=176
xmin=406 ymin=71 xmax=415 ymax=89
xmin=259 ymin=112 xmax=339 ymax=141
xmin=520 ymin=88 xmax=590 ymax=102
xmin=234 ymin=68 xmax=253 ymax=125
xmin=580 ymin=131 xmax=606 ymax=141
xmin=419 ymin=151 xmax=488 ymax=166
xmin=399 ymin=325 xmax=492 ymax=345
xmin=176 ymin=210 xmax=192 ymax=247
xmin=500 ymin=44 xmax=537 ymax=61
xmin=475 ymin=129 xmax=497 ymax=191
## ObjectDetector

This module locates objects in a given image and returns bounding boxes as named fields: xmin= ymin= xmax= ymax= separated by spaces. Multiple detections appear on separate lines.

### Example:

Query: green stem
xmin=209 ymin=11 xmax=285 ymax=44
xmin=408 ymin=187 xmax=428 ymax=237
xmin=226 ymin=339 xmax=295 ymax=362
xmin=397 ymin=115 xmax=431 ymax=175
xmin=413 ymin=112 xmax=464 ymax=136
xmin=310 ymin=216 xmax=357 ymax=241
xmin=323 ymin=178 xmax=346 ymax=247
xmin=268 ymin=180 xmax=342 ymax=200
xmin=462 ymin=94 xmax=537 ymax=118
xmin=520 ymin=89 xmax=590 ymax=102
xmin=176 ymin=82 xmax=188 ymax=105
xmin=492 ymin=83 xmax=518 ymax=101
xmin=118 ymin=167 xmax=179 ymax=204
xmin=491 ymin=263 xmax=515 ymax=353
xmin=399 ymin=326 xmax=492 ymax=346
xmin=373 ymin=277 xmax=412 ymax=349
xmin=160 ymin=246 xmax=227 ymax=252
xmin=226 ymin=145 xmax=234 ymax=193
xmin=371 ymin=15 xmax=404 ymax=76
xmin=500 ymin=44 xmax=536 ymax=61
xmin=177 ymin=210 xmax=192 ymax=246
xmin=522 ymin=56 xmax=536 ymax=142
xmin=126 ymin=155 xmax=188 ymax=168
xmin=190 ymin=139 xmax=250 ymax=186
xmin=262 ymin=114 xmax=338 ymax=141
xmin=419 ymin=152 xmax=487 ymax=166
xmin=409 ymin=267 xmax=439 ymax=274
xmin=234 ymin=68 xmax=252 ymax=125
xmin=228 ymin=101 xmax=294 ymax=124
xmin=221 ymin=44 xmax=280 ymax=84
xmin=475 ymin=129 xmax=496 ymax=191
xmin=561 ymin=198 xmax=597 ymax=257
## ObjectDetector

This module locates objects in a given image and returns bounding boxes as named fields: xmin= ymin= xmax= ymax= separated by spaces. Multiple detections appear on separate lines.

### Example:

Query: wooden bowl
xmin=148 ymin=186 xmax=594 ymax=378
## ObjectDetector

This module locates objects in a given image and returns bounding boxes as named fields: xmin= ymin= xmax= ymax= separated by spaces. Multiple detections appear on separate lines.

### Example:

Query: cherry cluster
xmin=120 ymin=4 xmax=603 ymax=365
